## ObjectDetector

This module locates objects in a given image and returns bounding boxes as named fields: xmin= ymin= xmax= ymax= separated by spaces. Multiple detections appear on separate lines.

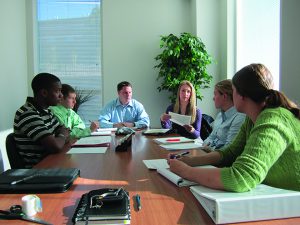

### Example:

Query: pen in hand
xmin=135 ymin=194 xmax=141 ymax=211
xmin=170 ymin=151 xmax=190 ymax=159
xmin=10 ymin=174 xmax=38 ymax=185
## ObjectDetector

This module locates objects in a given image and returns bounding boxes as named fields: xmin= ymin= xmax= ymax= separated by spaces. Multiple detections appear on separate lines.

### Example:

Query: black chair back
xmin=6 ymin=133 xmax=25 ymax=169
xmin=200 ymin=114 xmax=214 ymax=140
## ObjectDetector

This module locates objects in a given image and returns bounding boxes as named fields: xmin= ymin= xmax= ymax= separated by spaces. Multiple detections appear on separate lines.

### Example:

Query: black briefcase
xmin=0 ymin=168 xmax=80 ymax=193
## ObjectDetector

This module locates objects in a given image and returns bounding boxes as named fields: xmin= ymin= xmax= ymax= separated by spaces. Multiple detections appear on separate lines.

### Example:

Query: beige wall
xmin=0 ymin=0 xmax=28 ymax=130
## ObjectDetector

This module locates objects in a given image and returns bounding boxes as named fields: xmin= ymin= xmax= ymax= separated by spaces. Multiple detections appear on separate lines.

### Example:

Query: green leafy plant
xmin=154 ymin=32 xmax=213 ymax=102
xmin=73 ymin=88 xmax=95 ymax=113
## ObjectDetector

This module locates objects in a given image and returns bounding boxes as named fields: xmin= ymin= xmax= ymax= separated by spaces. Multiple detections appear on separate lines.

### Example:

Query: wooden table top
xmin=0 ymin=132 xmax=299 ymax=225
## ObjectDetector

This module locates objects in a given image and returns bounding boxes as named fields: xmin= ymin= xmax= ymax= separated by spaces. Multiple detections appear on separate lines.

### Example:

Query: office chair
xmin=200 ymin=114 xmax=214 ymax=140
xmin=6 ymin=133 xmax=25 ymax=169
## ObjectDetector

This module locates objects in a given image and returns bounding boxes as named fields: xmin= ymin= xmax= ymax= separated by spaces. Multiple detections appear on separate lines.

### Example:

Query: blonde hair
xmin=215 ymin=79 xmax=233 ymax=101
xmin=174 ymin=80 xmax=197 ymax=123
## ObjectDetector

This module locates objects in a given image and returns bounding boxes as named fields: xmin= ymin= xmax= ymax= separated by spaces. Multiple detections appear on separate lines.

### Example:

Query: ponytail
xmin=265 ymin=90 xmax=300 ymax=119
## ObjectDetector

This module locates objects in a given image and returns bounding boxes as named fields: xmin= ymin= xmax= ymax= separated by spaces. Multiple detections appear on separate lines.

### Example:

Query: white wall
xmin=0 ymin=0 xmax=28 ymax=131
xmin=102 ymin=0 xmax=220 ymax=127
xmin=280 ymin=0 xmax=300 ymax=105
xmin=194 ymin=0 xmax=224 ymax=117
xmin=1 ymin=0 xmax=298 ymax=133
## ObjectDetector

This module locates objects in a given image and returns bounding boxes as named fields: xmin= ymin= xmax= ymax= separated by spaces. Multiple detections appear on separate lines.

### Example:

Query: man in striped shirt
xmin=14 ymin=73 xmax=70 ymax=168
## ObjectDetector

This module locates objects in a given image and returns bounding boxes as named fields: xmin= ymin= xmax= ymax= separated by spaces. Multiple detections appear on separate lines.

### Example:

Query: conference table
xmin=0 ymin=131 xmax=300 ymax=225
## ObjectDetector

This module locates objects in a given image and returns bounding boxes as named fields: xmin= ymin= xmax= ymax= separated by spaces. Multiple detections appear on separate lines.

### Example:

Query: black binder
xmin=0 ymin=168 xmax=80 ymax=193
xmin=72 ymin=188 xmax=130 ymax=224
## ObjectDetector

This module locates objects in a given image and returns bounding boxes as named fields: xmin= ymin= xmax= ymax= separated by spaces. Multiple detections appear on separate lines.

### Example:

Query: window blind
xmin=37 ymin=0 xmax=102 ymax=124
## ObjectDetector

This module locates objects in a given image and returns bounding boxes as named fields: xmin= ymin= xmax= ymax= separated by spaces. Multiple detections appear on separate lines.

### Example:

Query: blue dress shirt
xmin=203 ymin=106 xmax=245 ymax=149
xmin=99 ymin=98 xmax=150 ymax=128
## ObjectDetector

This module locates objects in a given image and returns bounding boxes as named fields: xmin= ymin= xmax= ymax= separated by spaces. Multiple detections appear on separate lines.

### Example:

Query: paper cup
xmin=21 ymin=195 xmax=42 ymax=216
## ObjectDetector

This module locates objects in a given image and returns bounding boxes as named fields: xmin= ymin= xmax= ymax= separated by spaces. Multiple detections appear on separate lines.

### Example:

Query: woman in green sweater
xmin=169 ymin=63 xmax=300 ymax=192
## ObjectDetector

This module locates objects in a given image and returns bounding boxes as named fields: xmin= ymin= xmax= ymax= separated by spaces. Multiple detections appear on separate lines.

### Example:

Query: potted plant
xmin=154 ymin=32 xmax=213 ymax=102
xmin=73 ymin=88 xmax=95 ymax=113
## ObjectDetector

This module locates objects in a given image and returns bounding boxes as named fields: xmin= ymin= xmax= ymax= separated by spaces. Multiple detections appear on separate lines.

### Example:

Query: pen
xmin=10 ymin=174 xmax=38 ymax=185
xmin=166 ymin=138 xmax=180 ymax=142
xmin=170 ymin=151 xmax=190 ymax=159
xmin=135 ymin=194 xmax=141 ymax=211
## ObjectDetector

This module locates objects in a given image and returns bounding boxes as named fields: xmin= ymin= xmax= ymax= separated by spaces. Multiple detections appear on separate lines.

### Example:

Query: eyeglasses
xmin=90 ymin=187 xmax=129 ymax=209
xmin=90 ymin=195 xmax=104 ymax=209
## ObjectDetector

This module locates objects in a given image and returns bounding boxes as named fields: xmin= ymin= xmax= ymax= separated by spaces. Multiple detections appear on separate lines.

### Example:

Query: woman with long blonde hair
xmin=160 ymin=80 xmax=202 ymax=139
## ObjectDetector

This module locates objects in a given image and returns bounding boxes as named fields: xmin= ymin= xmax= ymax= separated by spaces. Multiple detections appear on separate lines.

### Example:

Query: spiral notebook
xmin=72 ymin=188 xmax=130 ymax=225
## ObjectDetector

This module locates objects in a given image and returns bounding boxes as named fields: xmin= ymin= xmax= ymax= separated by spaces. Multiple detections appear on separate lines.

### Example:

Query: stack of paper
xmin=153 ymin=137 xmax=203 ymax=150
xmin=68 ymin=136 xmax=111 ymax=154
xmin=72 ymin=136 xmax=111 ymax=147
xmin=91 ymin=130 xmax=112 ymax=136
xmin=153 ymin=137 xmax=194 ymax=145
xmin=143 ymin=128 xmax=170 ymax=136
xmin=190 ymin=184 xmax=300 ymax=224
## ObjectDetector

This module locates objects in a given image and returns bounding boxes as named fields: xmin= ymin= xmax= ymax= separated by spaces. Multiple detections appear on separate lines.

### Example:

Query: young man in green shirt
xmin=50 ymin=84 xmax=98 ymax=139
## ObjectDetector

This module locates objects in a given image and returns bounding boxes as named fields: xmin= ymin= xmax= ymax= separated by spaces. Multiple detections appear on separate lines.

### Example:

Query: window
xmin=37 ymin=0 xmax=102 ymax=124
xmin=235 ymin=0 xmax=280 ymax=89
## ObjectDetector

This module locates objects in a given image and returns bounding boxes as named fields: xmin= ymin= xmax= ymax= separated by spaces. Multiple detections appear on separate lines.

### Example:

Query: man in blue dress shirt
xmin=99 ymin=81 xmax=150 ymax=128
xmin=203 ymin=79 xmax=245 ymax=150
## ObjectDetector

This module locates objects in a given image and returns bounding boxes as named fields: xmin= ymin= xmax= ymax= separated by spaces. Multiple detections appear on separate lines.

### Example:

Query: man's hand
xmin=122 ymin=122 xmax=134 ymax=127
xmin=56 ymin=126 xmax=70 ymax=139
xmin=90 ymin=121 xmax=99 ymax=132
xmin=113 ymin=122 xmax=134 ymax=128
xmin=113 ymin=123 xmax=125 ymax=128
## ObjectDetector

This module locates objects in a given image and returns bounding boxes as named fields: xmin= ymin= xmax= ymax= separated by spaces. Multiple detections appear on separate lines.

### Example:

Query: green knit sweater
xmin=219 ymin=107 xmax=300 ymax=192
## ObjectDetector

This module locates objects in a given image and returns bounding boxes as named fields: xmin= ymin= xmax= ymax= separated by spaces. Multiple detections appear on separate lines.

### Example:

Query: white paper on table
xmin=74 ymin=136 xmax=111 ymax=146
xmin=169 ymin=112 xmax=191 ymax=126
xmin=160 ymin=142 xmax=203 ymax=150
xmin=96 ymin=128 xmax=118 ymax=132
xmin=67 ymin=147 xmax=107 ymax=154
xmin=143 ymin=129 xmax=170 ymax=134
xmin=91 ymin=130 xmax=112 ymax=136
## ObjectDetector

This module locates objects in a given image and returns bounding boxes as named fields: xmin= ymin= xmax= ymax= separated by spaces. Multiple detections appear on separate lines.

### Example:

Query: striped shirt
xmin=14 ymin=97 xmax=61 ymax=168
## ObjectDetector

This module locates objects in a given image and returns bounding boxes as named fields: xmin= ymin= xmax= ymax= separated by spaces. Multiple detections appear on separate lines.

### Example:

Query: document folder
xmin=0 ymin=168 xmax=80 ymax=193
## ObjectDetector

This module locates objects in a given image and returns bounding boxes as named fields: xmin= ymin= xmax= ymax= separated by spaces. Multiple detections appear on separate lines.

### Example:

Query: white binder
xmin=190 ymin=184 xmax=300 ymax=224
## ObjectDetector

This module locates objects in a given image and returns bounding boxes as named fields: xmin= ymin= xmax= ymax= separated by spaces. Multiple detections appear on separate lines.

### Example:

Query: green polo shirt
xmin=50 ymin=105 xmax=91 ymax=139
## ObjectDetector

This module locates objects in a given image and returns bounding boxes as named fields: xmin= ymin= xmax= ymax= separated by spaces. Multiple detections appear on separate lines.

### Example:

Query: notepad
xmin=157 ymin=165 xmax=214 ymax=187
xmin=72 ymin=188 xmax=130 ymax=225
xmin=67 ymin=147 xmax=107 ymax=154
xmin=160 ymin=142 xmax=203 ymax=150
xmin=143 ymin=159 xmax=169 ymax=170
